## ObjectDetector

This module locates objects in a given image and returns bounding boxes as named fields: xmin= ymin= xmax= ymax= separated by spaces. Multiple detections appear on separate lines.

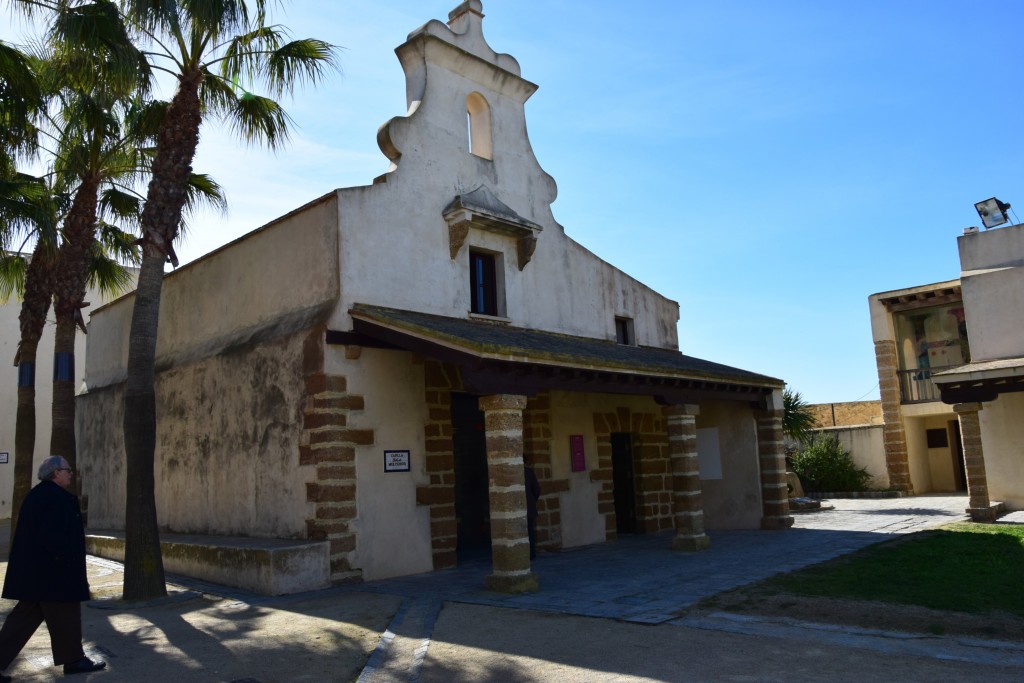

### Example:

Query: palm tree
xmin=2 ymin=4 xmax=149 ymax=536
xmin=0 ymin=34 xmax=59 ymax=540
xmin=783 ymin=388 xmax=817 ymax=446
xmin=26 ymin=34 xmax=224 ymax=473
xmin=1 ymin=178 xmax=64 ymax=541
xmin=118 ymin=0 xmax=337 ymax=600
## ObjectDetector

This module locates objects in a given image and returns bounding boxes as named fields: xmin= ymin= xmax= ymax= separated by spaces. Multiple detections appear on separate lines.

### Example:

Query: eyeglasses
xmin=56 ymin=467 xmax=73 ymax=473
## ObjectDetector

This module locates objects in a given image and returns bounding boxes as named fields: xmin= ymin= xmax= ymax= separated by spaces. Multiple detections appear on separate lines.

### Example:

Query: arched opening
xmin=466 ymin=92 xmax=493 ymax=160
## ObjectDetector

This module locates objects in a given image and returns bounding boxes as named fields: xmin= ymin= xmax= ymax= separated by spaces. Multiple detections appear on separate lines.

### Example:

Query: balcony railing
xmin=897 ymin=365 xmax=960 ymax=404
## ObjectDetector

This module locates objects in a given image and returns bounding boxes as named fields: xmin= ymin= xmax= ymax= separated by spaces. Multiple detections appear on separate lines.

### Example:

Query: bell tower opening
xmin=466 ymin=91 xmax=493 ymax=160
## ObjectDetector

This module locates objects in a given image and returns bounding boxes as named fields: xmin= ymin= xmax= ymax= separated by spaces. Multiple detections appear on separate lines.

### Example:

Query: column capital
xmin=953 ymin=402 xmax=984 ymax=414
xmin=479 ymin=394 xmax=528 ymax=412
xmin=662 ymin=403 xmax=700 ymax=418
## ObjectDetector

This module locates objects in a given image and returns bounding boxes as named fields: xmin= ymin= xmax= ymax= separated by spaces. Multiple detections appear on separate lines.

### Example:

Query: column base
xmin=485 ymin=571 xmax=539 ymax=593
xmin=761 ymin=515 xmax=795 ymax=530
xmin=967 ymin=502 xmax=1005 ymax=523
xmin=671 ymin=534 xmax=710 ymax=552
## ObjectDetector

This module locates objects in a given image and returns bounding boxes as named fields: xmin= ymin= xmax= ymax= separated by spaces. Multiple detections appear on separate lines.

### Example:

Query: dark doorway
xmin=611 ymin=432 xmax=637 ymax=534
xmin=452 ymin=393 xmax=490 ymax=557
xmin=950 ymin=420 xmax=967 ymax=492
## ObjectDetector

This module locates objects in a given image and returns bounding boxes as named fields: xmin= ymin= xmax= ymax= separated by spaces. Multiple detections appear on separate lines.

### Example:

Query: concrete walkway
xmin=0 ymin=494 xmax=1021 ymax=682
xmin=350 ymin=495 xmax=980 ymax=625
xmin=353 ymin=494 xmax=1024 ymax=682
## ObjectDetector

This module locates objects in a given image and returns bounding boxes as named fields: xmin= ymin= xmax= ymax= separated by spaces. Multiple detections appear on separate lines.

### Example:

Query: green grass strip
xmin=766 ymin=523 xmax=1024 ymax=616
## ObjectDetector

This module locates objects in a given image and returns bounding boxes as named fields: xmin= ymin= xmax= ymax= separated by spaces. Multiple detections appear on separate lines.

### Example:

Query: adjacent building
xmin=932 ymin=222 xmax=1024 ymax=518
xmin=869 ymin=280 xmax=970 ymax=496
xmin=77 ymin=1 xmax=790 ymax=592
xmin=871 ymin=221 xmax=1024 ymax=519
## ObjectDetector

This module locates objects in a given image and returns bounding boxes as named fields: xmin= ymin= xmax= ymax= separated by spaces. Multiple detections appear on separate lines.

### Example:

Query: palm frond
xmin=0 ymin=252 xmax=28 ymax=303
xmin=87 ymin=235 xmax=138 ymax=296
xmin=0 ymin=172 xmax=59 ymax=241
xmin=225 ymin=91 xmax=292 ymax=149
xmin=49 ymin=0 xmax=151 ymax=96
xmin=125 ymin=98 xmax=169 ymax=141
xmin=95 ymin=220 xmax=142 ymax=265
xmin=184 ymin=172 xmax=227 ymax=214
xmin=199 ymin=68 xmax=238 ymax=114
xmin=0 ymin=40 xmax=44 ymax=158
xmin=177 ymin=172 xmax=227 ymax=239
xmin=783 ymin=388 xmax=817 ymax=444
xmin=99 ymin=187 xmax=142 ymax=224
xmin=262 ymin=38 xmax=338 ymax=97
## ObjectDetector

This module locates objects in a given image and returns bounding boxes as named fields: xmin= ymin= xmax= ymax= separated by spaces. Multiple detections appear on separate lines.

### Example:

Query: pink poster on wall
xmin=570 ymin=435 xmax=586 ymax=472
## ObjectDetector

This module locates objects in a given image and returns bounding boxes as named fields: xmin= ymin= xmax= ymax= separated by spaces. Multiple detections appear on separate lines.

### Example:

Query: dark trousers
xmin=527 ymin=516 xmax=537 ymax=559
xmin=0 ymin=600 xmax=84 ymax=669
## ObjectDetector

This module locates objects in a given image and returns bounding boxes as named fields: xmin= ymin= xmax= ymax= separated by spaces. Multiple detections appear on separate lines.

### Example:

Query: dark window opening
xmin=611 ymin=432 xmax=637 ymax=534
xmin=615 ymin=317 xmax=634 ymax=345
xmin=470 ymin=250 xmax=498 ymax=316
xmin=926 ymin=428 xmax=949 ymax=449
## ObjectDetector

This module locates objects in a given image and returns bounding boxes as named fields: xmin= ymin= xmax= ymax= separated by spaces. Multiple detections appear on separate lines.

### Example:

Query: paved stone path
xmin=4 ymin=494 xmax=1020 ymax=682
xmin=348 ymin=494 xmax=1020 ymax=680
xmin=349 ymin=494 xmax=974 ymax=624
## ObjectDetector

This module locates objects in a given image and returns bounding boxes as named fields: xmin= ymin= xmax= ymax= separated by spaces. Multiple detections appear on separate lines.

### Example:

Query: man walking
xmin=0 ymin=456 xmax=105 ymax=678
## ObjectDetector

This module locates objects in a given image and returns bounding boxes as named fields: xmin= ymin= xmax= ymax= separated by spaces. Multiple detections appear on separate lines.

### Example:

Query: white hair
xmin=38 ymin=455 xmax=67 ymax=481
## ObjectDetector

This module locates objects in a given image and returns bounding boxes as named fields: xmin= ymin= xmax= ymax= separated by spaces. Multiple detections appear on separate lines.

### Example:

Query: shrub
xmin=790 ymin=434 xmax=871 ymax=493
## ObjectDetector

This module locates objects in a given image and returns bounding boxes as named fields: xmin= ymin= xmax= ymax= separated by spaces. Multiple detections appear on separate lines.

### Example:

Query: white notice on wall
xmin=384 ymin=450 xmax=411 ymax=472
xmin=696 ymin=428 xmax=722 ymax=480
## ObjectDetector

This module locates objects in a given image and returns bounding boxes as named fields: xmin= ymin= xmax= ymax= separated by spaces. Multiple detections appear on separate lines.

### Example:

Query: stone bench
xmin=86 ymin=530 xmax=331 ymax=596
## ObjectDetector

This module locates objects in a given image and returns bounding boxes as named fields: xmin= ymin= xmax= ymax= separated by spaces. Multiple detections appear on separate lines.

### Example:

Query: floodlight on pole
xmin=974 ymin=197 xmax=1011 ymax=229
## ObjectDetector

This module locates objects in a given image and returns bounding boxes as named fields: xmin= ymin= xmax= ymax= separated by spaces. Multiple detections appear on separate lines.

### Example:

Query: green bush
xmin=790 ymin=434 xmax=872 ymax=493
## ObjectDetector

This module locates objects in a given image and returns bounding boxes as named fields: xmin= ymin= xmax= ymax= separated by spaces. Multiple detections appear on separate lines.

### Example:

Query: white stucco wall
xmin=84 ymin=196 xmax=339 ymax=390
xmin=327 ymin=12 xmax=680 ymax=350
xmin=903 ymin=418 xmax=932 ymax=494
xmin=897 ymin=412 xmax=962 ymax=494
xmin=817 ymin=425 xmax=888 ymax=490
xmin=79 ymin=330 xmax=318 ymax=535
xmin=547 ymin=391 xmax=624 ymax=549
xmin=958 ymin=223 xmax=1024 ymax=362
xmin=696 ymin=401 xmax=761 ymax=530
xmin=333 ymin=347 xmax=434 ymax=581
xmin=79 ymin=196 xmax=340 ymax=534
xmin=979 ymin=393 xmax=1024 ymax=510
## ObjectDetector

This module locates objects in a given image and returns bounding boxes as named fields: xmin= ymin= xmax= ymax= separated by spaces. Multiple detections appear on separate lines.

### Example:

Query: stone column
xmin=479 ymin=394 xmax=539 ymax=593
xmin=755 ymin=399 xmax=794 ymax=530
xmin=663 ymin=404 xmax=710 ymax=551
xmin=953 ymin=403 xmax=1001 ymax=522
xmin=875 ymin=339 xmax=914 ymax=493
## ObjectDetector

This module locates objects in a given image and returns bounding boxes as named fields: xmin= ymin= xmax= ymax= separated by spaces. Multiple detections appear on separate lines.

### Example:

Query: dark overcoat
xmin=2 ymin=480 xmax=89 ymax=603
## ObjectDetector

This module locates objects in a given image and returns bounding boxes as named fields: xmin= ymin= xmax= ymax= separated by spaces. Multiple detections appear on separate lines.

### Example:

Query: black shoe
xmin=63 ymin=657 xmax=106 ymax=675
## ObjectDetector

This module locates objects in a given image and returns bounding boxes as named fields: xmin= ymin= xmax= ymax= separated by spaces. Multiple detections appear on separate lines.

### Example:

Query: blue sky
xmin=5 ymin=1 xmax=1024 ymax=404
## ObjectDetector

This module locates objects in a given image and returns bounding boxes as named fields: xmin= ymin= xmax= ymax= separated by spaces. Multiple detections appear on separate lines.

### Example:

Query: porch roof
xmin=338 ymin=304 xmax=783 ymax=406
xmin=933 ymin=356 xmax=1024 ymax=404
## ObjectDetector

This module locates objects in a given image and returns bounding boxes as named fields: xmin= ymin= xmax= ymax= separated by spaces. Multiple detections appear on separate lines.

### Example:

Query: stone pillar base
xmin=761 ymin=515 xmax=795 ymax=530
xmin=672 ymin=534 xmax=710 ymax=552
xmin=485 ymin=571 xmax=539 ymax=594
xmin=967 ymin=502 xmax=1005 ymax=523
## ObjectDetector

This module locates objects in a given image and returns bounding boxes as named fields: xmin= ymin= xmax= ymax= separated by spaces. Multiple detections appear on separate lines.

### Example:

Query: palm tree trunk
xmin=11 ymin=245 xmax=55 ymax=544
xmin=122 ymin=68 xmax=202 ymax=601
xmin=51 ymin=178 xmax=99 ymax=472
xmin=122 ymin=250 xmax=167 ymax=600
xmin=50 ymin=317 xmax=77 ymax=468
